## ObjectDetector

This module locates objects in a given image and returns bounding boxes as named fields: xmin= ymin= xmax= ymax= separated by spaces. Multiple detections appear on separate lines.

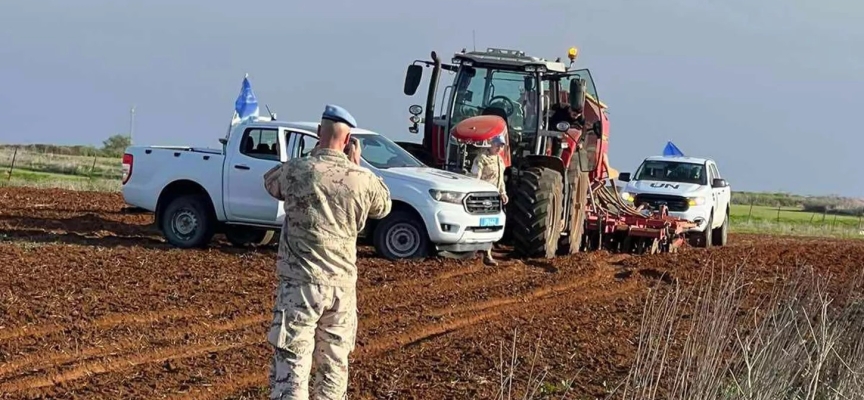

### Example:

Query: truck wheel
xmin=511 ymin=167 xmax=563 ymax=258
xmin=373 ymin=210 xmax=430 ymax=260
xmin=225 ymin=227 xmax=274 ymax=247
xmin=712 ymin=209 xmax=728 ymax=246
xmin=690 ymin=211 xmax=713 ymax=248
xmin=161 ymin=194 xmax=215 ymax=248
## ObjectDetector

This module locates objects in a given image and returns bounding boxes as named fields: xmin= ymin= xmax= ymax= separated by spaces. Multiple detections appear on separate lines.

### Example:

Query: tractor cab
xmin=402 ymin=47 xmax=609 ymax=181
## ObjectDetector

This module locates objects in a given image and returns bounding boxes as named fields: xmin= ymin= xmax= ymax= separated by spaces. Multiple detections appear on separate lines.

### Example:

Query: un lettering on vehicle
xmin=649 ymin=183 xmax=680 ymax=189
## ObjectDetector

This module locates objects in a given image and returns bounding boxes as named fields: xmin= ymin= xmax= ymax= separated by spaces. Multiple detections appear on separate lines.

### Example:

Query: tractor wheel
xmin=561 ymin=170 xmax=590 ymax=254
xmin=511 ymin=167 xmax=564 ymax=258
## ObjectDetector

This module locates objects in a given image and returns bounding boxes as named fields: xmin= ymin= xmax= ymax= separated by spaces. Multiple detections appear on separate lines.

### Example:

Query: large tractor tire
xmin=561 ymin=170 xmax=590 ymax=254
xmin=511 ymin=167 xmax=564 ymax=258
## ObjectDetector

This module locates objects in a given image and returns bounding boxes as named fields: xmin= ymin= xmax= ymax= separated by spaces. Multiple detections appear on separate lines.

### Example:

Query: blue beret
xmin=491 ymin=134 xmax=506 ymax=145
xmin=321 ymin=104 xmax=357 ymax=128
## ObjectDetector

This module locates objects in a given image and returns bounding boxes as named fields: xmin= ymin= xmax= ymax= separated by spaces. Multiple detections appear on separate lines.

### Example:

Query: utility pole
xmin=129 ymin=105 xmax=136 ymax=145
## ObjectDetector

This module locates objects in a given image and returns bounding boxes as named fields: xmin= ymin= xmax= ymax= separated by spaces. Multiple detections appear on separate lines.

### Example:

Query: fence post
xmin=747 ymin=201 xmax=754 ymax=223
xmin=776 ymin=203 xmax=781 ymax=223
xmin=7 ymin=146 xmax=18 ymax=181
xmin=88 ymin=155 xmax=97 ymax=180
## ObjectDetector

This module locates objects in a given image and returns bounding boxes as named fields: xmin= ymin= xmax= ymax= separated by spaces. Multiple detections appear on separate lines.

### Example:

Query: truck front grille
xmin=464 ymin=192 xmax=502 ymax=215
xmin=633 ymin=194 xmax=690 ymax=212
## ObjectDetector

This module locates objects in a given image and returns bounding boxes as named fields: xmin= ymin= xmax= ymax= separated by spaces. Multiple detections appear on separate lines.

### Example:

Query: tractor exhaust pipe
xmin=423 ymin=51 xmax=442 ymax=152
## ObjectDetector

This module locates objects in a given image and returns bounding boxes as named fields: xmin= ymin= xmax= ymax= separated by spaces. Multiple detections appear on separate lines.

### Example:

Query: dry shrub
xmin=615 ymin=260 xmax=864 ymax=400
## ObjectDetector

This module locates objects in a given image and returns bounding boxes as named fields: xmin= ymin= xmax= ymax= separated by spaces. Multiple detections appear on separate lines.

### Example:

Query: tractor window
xmin=634 ymin=160 xmax=707 ymax=185
xmin=450 ymin=66 xmax=538 ymax=134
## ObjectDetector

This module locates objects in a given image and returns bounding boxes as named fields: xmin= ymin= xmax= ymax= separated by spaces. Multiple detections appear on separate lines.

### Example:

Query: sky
xmin=1 ymin=0 xmax=862 ymax=197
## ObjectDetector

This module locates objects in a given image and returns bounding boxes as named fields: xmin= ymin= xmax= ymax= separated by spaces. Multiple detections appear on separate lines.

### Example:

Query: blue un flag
xmin=233 ymin=74 xmax=259 ymax=125
xmin=663 ymin=141 xmax=684 ymax=157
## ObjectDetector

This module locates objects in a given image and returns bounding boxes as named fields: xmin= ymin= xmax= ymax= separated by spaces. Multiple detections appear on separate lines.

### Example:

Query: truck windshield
xmin=634 ymin=160 xmax=707 ymax=185
xmin=354 ymin=134 xmax=425 ymax=169
xmin=450 ymin=66 xmax=539 ymax=134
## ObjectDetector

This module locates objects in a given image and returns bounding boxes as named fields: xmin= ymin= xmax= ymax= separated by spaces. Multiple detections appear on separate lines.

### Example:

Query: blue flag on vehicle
xmin=232 ymin=74 xmax=259 ymax=125
xmin=663 ymin=141 xmax=684 ymax=157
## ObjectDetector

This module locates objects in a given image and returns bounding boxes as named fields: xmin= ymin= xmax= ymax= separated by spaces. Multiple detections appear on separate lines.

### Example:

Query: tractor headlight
xmin=620 ymin=192 xmax=635 ymax=202
xmin=687 ymin=196 xmax=706 ymax=206
xmin=429 ymin=189 xmax=467 ymax=204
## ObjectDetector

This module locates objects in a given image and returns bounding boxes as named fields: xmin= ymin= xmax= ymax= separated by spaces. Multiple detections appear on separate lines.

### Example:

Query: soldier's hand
xmin=501 ymin=193 xmax=509 ymax=205
xmin=346 ymin=138 xmax=362 ymax=165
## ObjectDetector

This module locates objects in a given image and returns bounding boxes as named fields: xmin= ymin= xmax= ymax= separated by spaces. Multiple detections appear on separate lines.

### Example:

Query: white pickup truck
xmin=120 ymin=118 xmax=506 ymax=260
xmin=616 ymin=155 xmax=731 ymax=247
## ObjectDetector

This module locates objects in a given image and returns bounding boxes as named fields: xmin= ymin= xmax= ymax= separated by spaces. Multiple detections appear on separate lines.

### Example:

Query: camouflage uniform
xmin=470 ymin=148 xmax=506 ymax=264
xmin=264 ymin=146 xmax=391 ymax=400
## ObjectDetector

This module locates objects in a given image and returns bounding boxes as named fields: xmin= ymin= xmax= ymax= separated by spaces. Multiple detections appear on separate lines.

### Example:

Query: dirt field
xmin=0 ymin=187 xmax=862 ymax=399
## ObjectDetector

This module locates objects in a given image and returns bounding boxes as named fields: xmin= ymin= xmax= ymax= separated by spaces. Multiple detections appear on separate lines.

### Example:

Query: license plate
xmin=480 ymin=217 xmax=499 ymax=227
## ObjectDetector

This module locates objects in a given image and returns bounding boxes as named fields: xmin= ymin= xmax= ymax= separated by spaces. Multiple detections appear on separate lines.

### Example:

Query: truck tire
xmin=690 ymin=210 xmax=713 ymax=248
xmin=511 ymin=167 xmax=563 ymax=258
xmin=160 ymin=194 xmax=215 ymax=248
xmin=373 ymin=210 xmax=430 ymax=260
xmin=712 ymin=208 xmax=729 ymax=246
xmin=225 ymin=227 xmax=274 ymax=247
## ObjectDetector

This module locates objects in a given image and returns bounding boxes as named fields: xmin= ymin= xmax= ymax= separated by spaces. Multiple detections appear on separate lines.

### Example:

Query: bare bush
xmin=613 ymin=262 xmax=864 ymax=400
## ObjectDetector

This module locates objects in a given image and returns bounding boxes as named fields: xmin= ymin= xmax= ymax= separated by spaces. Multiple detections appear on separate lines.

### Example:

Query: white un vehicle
xmin=616 ymin=155 xmax=731 ymax=247
xmin=120 ymin=119 xmax=506 ymax=260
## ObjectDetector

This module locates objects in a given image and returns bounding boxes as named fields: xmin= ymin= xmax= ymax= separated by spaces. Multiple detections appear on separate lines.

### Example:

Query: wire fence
xmin=732 ymin=199 xmax=864 ymax=237
xmin=0 ymin=146 xmax=122 ymax=181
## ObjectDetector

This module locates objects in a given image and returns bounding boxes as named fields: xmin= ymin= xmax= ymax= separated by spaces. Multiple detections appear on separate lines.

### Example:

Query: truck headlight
xmin=620 ymin=192 xmax=635 ymax=202
xmin=429 ymin=189 xmax=467 ymax=204
xmin=687 ymin=196 xmax=706 ymax=206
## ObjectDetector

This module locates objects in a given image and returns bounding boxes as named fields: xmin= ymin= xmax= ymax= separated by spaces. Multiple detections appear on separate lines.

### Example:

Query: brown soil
xmin=0 ymin=187 xmax=861 ymax=399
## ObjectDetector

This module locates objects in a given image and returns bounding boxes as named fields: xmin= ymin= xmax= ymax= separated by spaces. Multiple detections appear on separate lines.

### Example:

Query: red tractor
xmin=399 ymin=47 xmax=694 ymax=258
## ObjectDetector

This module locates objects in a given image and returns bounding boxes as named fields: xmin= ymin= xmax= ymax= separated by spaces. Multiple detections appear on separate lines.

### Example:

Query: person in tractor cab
xmin=470 ymin=133 xmax=509 ymax=266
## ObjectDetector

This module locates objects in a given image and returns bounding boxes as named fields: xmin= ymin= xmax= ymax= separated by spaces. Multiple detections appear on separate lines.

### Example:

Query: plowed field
xmin=0 ymin=187 xmax=861 ymax=399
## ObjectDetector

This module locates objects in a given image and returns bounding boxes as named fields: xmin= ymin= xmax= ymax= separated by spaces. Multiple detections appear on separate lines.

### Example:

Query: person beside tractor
xmin=263 ymin=104 xmax=392 ymax=399
xmin=469 ymin=133 xmax=509 ymax=266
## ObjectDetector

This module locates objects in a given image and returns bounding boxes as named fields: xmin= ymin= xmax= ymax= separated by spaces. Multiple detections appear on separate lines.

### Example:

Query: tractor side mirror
xmin=712 ymin=178 xmax=728 ymax=188
xmin=618 ymin=172 xmax=631 ymax=182
xmin=404 ymin=65 xmax=423 ymax=96
xmin=569 ymin=78 xmax=586 ymax=112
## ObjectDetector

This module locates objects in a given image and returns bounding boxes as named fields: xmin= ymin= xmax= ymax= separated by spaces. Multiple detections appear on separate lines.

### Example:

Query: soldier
xmin=263 ymin=104 xmax=392 ymax=400
xmin=469 ymin=133 xmax=508 ymax=266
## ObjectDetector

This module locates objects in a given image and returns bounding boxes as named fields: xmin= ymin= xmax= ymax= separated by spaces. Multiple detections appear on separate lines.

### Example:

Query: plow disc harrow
xmin=579 ymin=181 xmax=696 ymax=255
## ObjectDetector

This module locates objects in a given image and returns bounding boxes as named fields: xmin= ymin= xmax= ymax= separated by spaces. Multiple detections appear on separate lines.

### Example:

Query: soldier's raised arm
xmin=470 ymin=154 xmax=484 ymax=179
xmin=367 ymin=174 xmax=392 ymax=220
xmin=263 ymin=164 xmax=285 ymax=201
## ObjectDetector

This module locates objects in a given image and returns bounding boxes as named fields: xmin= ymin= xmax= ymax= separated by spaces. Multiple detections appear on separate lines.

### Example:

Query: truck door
xmin=272 ymin=129 xmax=319 ymax=223
xmin=709 ymin=163 xmax=729 ymax=223
xmin=224 ymin=126 xmax=283 ymax=224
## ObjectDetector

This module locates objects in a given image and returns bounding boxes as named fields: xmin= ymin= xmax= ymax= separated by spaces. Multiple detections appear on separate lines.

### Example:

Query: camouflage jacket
xmin=263 ymin=148 xmax=392 ymax=287
xmin=470 ymin=151 xmax=506 ymax=195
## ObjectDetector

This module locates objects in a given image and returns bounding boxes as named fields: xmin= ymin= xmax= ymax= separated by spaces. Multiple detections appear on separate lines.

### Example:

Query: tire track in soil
xmin=166 ymin=367 xmax=270 ymax=400
xmin=358 ymin=263 xmax=485 ymax=297
xmin=0 ymin=332 xmax=261 ymax=394
xmin=0 ymin=313 xmax=267 ymax=381
xmin=361 ymin=262 xmax=539 ymax=313
xmin=0 ymin=305 xmax=245 ymax=343
xmin=155 ymin=262 xmax=629 ymax=399
xmin=356 ymin=266 xmax=633 ymax=359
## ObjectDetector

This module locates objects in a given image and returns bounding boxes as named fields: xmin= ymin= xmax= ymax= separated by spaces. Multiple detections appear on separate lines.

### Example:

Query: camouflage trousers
xmin=267 ymin=281 xmax=357 ymax=400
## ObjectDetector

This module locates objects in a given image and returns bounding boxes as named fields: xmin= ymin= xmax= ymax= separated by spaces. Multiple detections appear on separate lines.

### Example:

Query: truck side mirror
xmin=218 ymin=137 xmax=228 ymax=145
xmin=404 ymin=65 xmax=423 ymax=96
xmin=569 ymin=78 xmax=586 ymax=112
xmin=618 ymin=172 xmax=631 ymax=182
xmin=712 ymin=178 xmax=728 ymax=188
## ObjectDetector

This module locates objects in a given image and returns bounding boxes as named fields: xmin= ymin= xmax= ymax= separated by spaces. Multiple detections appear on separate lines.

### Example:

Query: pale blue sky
xmin=1 ymin=0 xmax=862 ymax=196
